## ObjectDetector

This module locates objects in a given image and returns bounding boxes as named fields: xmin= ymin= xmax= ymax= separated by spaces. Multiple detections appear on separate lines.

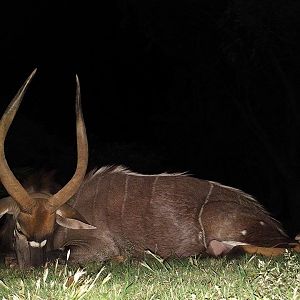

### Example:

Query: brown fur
xmin=52 ymin=166 xmax=292 ymax=263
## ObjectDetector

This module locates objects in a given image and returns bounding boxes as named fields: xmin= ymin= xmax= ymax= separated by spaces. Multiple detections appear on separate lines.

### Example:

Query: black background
xmin=0 ymin=1 xmax=300 ymax=236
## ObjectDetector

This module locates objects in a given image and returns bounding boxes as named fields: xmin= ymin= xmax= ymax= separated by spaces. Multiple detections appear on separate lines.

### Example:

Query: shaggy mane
xmin=83 ymin=166 xmax=278 ymax=220
xmin=86 ymin=165 xmax=188 ymax=181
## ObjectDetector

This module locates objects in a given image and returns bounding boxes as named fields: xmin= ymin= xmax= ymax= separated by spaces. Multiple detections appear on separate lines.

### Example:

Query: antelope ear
xmin=56 ymin=204 xmax=96 ymax=230
xmin=0 ymin=196 xmax=19 ymax=218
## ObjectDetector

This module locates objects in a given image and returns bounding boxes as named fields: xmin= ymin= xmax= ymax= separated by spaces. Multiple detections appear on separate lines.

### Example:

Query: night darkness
xmin=0 ymin=1 xmax=300 ymax=236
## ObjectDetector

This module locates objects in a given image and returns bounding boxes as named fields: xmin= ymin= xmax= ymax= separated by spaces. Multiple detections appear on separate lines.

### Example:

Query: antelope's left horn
xmin=0 ymin=69 xmax=37 ymax=212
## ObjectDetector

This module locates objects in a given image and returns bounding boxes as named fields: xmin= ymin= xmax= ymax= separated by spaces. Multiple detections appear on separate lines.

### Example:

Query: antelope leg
xmin=239 ymin=245 xmax=300 ymax=257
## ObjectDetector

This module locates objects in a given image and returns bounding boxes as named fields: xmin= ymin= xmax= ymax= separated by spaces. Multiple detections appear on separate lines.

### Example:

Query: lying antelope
xmin=0 ymin=70 xmax=299 ymax=268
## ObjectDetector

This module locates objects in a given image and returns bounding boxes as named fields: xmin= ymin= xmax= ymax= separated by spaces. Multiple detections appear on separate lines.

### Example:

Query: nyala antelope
xmin=0 ymin=70 xmax=299 ymax=268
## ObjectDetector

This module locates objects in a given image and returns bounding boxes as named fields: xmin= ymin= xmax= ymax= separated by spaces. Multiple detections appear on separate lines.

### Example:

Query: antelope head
xmin=0 ymin=70 xmax=95 ymax=268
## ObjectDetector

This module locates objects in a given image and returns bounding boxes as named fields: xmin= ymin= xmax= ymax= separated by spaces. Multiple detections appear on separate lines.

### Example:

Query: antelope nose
xmin=29 ymin=240 xmax=47 ymax=248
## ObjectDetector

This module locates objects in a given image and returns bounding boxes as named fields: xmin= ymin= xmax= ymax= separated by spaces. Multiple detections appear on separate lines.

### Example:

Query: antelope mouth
xmin=14 ymin=235 xmax=46 ymax=268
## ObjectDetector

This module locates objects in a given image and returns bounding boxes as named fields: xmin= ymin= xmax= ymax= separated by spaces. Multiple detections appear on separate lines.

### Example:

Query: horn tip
xmin=25 ymin=68 xmax=37 ymax=83
xmin=31 ymin=68 xmax=37 ymax=76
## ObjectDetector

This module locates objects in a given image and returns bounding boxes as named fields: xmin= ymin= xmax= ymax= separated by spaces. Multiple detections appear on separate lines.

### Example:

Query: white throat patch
xmin=29 ymin=240 xmax=47 ymax=248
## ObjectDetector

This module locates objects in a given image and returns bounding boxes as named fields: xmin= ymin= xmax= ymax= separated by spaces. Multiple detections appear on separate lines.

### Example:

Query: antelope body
xmin=0 ymin=70 xmax=298 ymax=268
xmin=52 ymin=165 xmax=293 ymax=263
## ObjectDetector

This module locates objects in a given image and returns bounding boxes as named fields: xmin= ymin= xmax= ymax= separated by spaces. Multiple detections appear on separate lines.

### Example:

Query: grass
xmin=0 ymin=250 xmax=300 ymax=300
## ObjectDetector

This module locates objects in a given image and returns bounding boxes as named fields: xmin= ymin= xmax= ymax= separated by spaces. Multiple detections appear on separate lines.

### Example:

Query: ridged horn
xmin=0 ymin=69 xmax=37 ymax=212
xmin=47 ymin=75 xmax=88 ymax=212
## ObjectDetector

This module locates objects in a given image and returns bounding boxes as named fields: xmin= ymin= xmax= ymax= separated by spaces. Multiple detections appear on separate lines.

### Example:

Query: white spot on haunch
xmin=241 ymin=230 xmax=247 ymax=236
xmin=29 ymin=240 xmax=47 ymax=248
xmin=260 ymin=221 xmax=265 ymax=226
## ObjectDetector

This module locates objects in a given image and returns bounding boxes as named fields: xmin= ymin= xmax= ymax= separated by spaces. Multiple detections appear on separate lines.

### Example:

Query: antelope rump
xmin=0 ymin=70 xmax=299 ymax=268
